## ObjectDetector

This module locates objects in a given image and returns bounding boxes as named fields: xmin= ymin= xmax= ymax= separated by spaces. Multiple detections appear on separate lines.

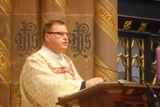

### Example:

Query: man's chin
xmin=62 ymin=46 xmax=68 ymax=49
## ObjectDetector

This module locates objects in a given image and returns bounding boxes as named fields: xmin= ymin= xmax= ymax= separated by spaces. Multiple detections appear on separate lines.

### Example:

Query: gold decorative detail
xmin=10 ymin=82 xmax=21 ymax=107
xmin=152 ymin=74 xmax=157 ymax=85
xmin=142 ymin=94 xmax=147 ymax=101
xmin=138 ymin=22 xmax=147 ymax=32
xmin=0 ymin=40 xmax=11 ymax=89
xmin=118 ymin=37 xmax=145 ymax=82
xmin=131 ymin=38 xmax=145 ymax=81
xmin=94 ymin=55 xmax=117 ymax=82
xmin=126 ymin=89 xmax=134 ymax=95
xmin=95 ymin=0 xmax=118 ymax=44
xmin=55 ymin=0 xmax=66 ymax=15
xmin=151 ymin=60 xmax=156 ymax=74
xmin=122 ymin=20 xmax=132 ymax=30
xmin=117 ymin=37 xmax=130 ymax=80
xmin=157 ymin=29 xmax=160 ymax=34
xmin=0 ymin=0 xmax=10 ymax=19
xmin=131 ymin=38 xmax=144 ymax=63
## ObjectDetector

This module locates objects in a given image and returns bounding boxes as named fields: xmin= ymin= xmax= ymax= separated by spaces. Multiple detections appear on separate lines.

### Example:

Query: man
xmin=20 ymin=20 xmax=103 ymax=107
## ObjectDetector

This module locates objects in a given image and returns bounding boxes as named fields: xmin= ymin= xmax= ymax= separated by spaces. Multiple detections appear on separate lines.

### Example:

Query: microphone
xmin=94 ymin=63 xmax=160 ymax=102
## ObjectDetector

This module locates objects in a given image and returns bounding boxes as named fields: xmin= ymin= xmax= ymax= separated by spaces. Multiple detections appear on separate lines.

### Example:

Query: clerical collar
xmin=40 ymin=45 xmax=62 ymax=59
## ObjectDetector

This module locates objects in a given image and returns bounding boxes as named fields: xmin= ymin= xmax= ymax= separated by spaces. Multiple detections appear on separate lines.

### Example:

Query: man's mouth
xmin=62 ymin=42 xmax=68 ymax=45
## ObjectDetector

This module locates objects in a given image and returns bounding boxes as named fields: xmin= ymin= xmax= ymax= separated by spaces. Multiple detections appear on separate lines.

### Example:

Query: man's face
xmin=44 ymin=24 xmax=69 ymax=54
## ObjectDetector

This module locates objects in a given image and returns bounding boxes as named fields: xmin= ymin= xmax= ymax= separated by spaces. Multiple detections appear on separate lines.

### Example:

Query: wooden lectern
xmin=57 ymin=82 xmax=160 ymax=107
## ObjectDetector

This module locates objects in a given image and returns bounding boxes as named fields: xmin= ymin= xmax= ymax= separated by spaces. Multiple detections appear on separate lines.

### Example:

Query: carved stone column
xmin=0 ymin=0 xmax=11 ymax=107
xmin=94 ymin=0 xmax=118 ymax=81
xmin=0 ymin=41 xmax=10 ymax=107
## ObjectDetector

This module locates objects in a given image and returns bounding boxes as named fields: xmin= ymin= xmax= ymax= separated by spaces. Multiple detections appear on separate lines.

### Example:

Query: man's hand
xmin=85 ymin=77 xmax=104 ymax=88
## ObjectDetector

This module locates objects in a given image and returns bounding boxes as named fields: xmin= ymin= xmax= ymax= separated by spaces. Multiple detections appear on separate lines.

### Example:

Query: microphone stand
xmin=94 ymin=63 xmax=160 ymax=107
xmin=135 ymin=66 xmax=160 ymax=107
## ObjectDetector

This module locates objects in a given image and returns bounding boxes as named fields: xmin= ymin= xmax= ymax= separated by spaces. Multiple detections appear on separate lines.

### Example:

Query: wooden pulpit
xmin=57 ymin=81 xmax=160 ymax=107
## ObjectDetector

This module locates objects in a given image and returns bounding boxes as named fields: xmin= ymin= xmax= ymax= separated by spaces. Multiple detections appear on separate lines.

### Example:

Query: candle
xmin=156 ymin=47 xmax=160 ymax=84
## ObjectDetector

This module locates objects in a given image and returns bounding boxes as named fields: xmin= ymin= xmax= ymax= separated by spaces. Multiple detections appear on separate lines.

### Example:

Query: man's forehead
xmin=51 ymin=24 xmax=67 ymax=31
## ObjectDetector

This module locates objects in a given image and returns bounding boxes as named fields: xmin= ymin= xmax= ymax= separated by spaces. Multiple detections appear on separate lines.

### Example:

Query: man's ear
xmin=45 ymin=33 xmax=50 ymax=41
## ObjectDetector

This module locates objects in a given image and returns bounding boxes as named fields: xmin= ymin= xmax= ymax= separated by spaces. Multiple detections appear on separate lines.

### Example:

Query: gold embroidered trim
xmin=38 ymin=54 xmax=75 ymax=79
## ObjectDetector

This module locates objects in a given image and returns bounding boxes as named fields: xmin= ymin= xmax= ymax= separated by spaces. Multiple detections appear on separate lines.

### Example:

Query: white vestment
xmin=20 ymin=45 xmax=83 ymax=107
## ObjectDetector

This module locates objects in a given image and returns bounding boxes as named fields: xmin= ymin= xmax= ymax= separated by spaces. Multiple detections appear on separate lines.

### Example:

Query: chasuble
xmin=20 ymin=46 xmax=83 ymax=107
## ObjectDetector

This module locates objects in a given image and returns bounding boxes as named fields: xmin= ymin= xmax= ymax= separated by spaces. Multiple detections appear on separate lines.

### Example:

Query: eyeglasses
xmin=46 ymin=32 xmax=69 ymax=37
